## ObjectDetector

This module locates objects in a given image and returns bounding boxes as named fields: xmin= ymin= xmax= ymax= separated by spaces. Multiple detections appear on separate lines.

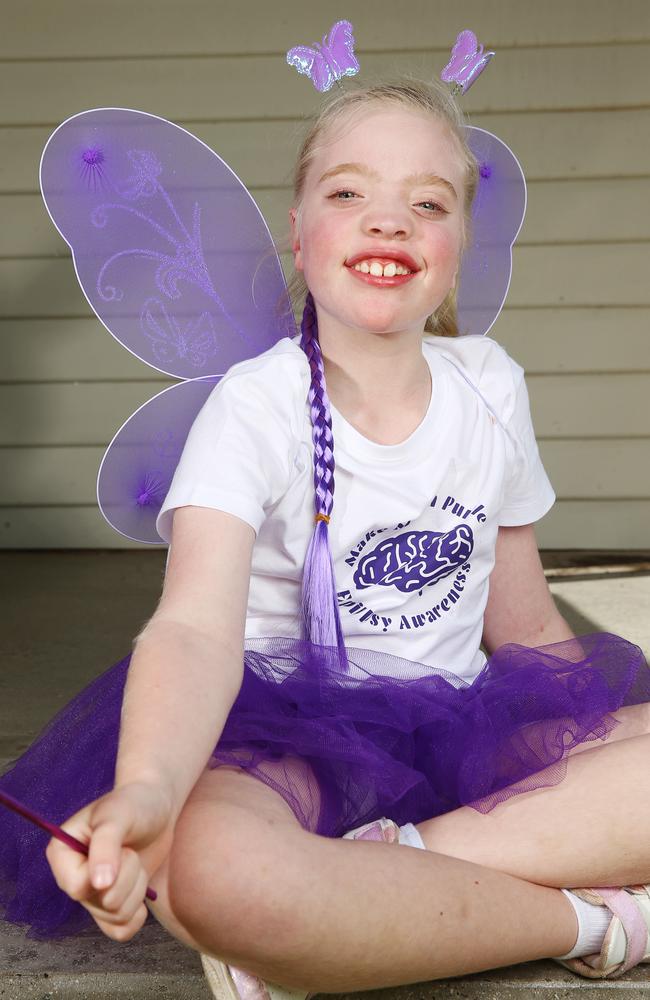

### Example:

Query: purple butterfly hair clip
xmin=440 ymin=29 xmax=494 ymax=95
xmin=286 ymin=19 xmax=360 ymax=93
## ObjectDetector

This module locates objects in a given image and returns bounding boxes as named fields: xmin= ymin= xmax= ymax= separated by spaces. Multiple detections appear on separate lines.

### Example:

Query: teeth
xmin=352 ymin=259 xmax=412 ymax=277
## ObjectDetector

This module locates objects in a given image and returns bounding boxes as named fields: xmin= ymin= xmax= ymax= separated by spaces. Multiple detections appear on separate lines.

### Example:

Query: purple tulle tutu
xmin=1 ymin=631 xmax=649 ymax=939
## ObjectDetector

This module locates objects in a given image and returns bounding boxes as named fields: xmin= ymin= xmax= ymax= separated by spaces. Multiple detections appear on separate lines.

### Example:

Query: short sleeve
xmin=499 ymin=367 xmax=556 ymax=526
xmin=155 ymin=361 xmax=300 ymax=543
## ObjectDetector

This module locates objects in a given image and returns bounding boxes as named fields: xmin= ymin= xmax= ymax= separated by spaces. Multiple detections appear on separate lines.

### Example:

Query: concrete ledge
xmin=0 ymin=917 xmax=212 ymax=997
xmin=0 ymin=972 xmax=208 ymax=999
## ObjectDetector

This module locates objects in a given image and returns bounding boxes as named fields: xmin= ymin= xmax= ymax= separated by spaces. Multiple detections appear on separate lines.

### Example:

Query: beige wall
xmin=1 ymin=0 xmax=648 ymax=548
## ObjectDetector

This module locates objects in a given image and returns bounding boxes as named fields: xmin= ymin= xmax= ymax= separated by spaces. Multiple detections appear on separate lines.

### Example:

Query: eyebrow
xmin=317 ymin=162 xmax=458 ymax=201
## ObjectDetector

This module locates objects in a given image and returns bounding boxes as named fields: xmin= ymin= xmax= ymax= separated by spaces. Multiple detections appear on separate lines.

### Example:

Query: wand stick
xmin=0 ymin=788 xmax=157 ymax=901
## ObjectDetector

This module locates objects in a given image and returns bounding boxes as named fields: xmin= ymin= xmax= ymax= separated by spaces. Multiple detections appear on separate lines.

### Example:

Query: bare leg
xmin=150 ymin=711 xmax=650 ymax=991
xmin=157 ymin=766 xmax=580 ymax=991
xmin=418 ymin=707 xmax=650 ymax=887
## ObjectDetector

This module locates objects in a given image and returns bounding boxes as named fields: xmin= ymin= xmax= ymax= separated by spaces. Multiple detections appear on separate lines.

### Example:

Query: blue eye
xmin=329 ymin=191 xmax=448 ymax=214
xmin=418 ymin=201 xmax=448 ymax=214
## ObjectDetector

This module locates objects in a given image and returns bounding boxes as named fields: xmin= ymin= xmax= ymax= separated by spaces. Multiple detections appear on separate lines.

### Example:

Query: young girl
xmin=5 ymin=77 xmax=650 ymax=996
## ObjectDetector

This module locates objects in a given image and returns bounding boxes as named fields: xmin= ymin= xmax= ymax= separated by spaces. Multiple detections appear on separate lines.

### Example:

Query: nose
xmin=361 ymin=198 xmax=412 ymax=240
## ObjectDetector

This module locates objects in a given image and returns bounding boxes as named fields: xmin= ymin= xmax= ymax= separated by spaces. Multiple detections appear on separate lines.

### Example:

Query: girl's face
xmin=290 ymin=107 xmax=466 ymax=341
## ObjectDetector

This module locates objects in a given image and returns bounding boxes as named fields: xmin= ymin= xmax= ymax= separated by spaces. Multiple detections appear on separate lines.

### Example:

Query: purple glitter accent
xmin=79 ymin=146 xmax=106 ymax=191
xmin=82 ymin=147 xmax=104 ymax=166
xmin=479 ymin=161 xmax=492 ymax=179
xmin=133 ymin=470 xmax=166 ymax=508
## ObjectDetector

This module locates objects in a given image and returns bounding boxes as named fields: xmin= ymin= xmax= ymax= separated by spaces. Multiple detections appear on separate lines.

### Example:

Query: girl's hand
xmin=45 ymin=781 xmax=175 ymax=942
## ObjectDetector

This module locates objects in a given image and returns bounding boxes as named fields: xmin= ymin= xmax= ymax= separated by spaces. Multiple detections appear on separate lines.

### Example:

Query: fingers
xmin=44 ymin=790 xmax=170 ymax=944
xmin=90 ymin=900 xmax=150 ymax=943
xmin=87 ymin=800 xmax=136 ymax=892
xmin=47 ymin=833 xmax=150 ymax=941
xmin=90 ymin=849 xmax=145 ymax=920
xmin=87 ymin=819 xmax=123 ymax=891
xmin=85 ymin=852 xmax=150 ymax=926
xmin=46 ymin=833 xmax=92 ymax=901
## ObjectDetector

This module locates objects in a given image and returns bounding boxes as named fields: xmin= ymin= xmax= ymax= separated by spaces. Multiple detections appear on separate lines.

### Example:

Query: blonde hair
xmin=280 ymin=76 xmax=479 ymax=338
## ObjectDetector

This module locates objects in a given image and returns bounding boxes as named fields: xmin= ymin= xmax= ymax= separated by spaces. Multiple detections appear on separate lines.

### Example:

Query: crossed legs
xmin=146 ymin=704 xmax=650 ymax=991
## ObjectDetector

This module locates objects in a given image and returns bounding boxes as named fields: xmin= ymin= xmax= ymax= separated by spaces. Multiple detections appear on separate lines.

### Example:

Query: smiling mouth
xmin=349 ymin=260 xmax=414 ymax=277
xmin=344 ymin=262 xmax=417 ymax=286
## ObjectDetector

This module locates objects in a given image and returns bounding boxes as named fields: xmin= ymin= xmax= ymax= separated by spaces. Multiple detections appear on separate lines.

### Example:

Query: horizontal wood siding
xmin=1 ymin=1 xmax=648 ymax=548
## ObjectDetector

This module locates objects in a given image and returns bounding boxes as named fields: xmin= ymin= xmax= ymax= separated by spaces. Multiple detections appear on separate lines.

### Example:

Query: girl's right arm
xmin=114 ymin=504 xmax=256 ymax=819
xmin=45 ymin=505 xmax=255 ymax=939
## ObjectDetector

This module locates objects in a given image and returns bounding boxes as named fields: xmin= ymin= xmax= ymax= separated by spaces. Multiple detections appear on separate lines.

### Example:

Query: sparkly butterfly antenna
xmin=286 ymin=19 xmax=360 ymax=93
xmin=440 ymin=29 xmax=495 ymax=96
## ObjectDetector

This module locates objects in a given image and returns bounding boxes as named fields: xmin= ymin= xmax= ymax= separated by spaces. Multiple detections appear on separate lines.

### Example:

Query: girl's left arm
xmin=482 ymin=523 xmax=575 ymax=655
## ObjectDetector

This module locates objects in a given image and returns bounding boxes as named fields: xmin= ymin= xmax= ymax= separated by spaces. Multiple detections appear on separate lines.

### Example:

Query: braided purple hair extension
xmin=299 ymin=292 xmax=348 ymax=669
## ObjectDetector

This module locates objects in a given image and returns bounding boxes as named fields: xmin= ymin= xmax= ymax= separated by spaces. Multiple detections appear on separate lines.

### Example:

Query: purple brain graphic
xmin=353 ymin=525 xmax=474 ymax=594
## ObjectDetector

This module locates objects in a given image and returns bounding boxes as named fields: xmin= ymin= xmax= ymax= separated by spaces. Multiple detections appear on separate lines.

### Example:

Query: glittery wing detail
xmin=324 ymin=20 xmax=360 ymax=81
xmin=440 ymin=29 xmax=494 ymax=94
xmin=39 ymin=108 xmax=297 ymax=543
xmin=458 ymin=128 xmax=527 ymax=337
xmin=286 ymin=45 xmax=331 ymax=92
xmin=286 ymin=20 xmax=359 ymax=92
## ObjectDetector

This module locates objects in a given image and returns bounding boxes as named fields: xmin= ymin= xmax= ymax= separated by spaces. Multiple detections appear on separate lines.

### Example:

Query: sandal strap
xmin=597 ymin=887 xmax=649 ymax=974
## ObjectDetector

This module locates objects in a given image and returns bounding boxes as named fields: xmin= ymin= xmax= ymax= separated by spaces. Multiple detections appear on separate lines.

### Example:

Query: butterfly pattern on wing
xmin=286 ymin=19 xmax=360 ymax=92
xmin=141 ymin=298 xmax=217 ymax=370
xmin=440 ymin=29 xmax=494 ymax=94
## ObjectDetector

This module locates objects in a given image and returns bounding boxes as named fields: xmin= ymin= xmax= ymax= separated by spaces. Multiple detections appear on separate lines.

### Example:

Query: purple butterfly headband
xmin=286 ymin=22 xmax=494 ymax=95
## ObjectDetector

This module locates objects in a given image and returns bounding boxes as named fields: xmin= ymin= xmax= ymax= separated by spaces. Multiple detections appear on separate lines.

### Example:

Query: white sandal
xmin=200 ymin=817 xmax=402 ymax=1000
xmin=552 ymin=885 xmax=650 ymax=979
xmin=200 ymin=954 xmax=312 ymax=1000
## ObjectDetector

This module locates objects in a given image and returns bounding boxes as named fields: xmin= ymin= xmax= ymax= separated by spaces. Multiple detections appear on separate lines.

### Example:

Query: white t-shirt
xmin=156 ymin=335 xmax=555 ymax=683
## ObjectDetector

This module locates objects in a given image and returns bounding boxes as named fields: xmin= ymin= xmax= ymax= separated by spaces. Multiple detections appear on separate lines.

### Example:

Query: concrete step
xmin=0 ymin=915 xmax=211 ymax=997
xmin=2 ymin=919 xmax=650 ymax=1000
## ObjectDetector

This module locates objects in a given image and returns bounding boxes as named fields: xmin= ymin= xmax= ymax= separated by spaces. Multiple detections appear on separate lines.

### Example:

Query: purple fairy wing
xmin=40 ymin=108 xmax=295 ymax=379
xmin=39 ymin=108 xmax=296 ymax=543
xmin=457 ymin=127 xmax=527 ymax=337
xmin=96 ymin=377 xmax=221 ymax=544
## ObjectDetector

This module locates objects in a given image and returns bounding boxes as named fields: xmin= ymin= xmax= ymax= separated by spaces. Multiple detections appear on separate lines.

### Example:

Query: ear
xmin=289 ymin=208 xmax=303 ymax=271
